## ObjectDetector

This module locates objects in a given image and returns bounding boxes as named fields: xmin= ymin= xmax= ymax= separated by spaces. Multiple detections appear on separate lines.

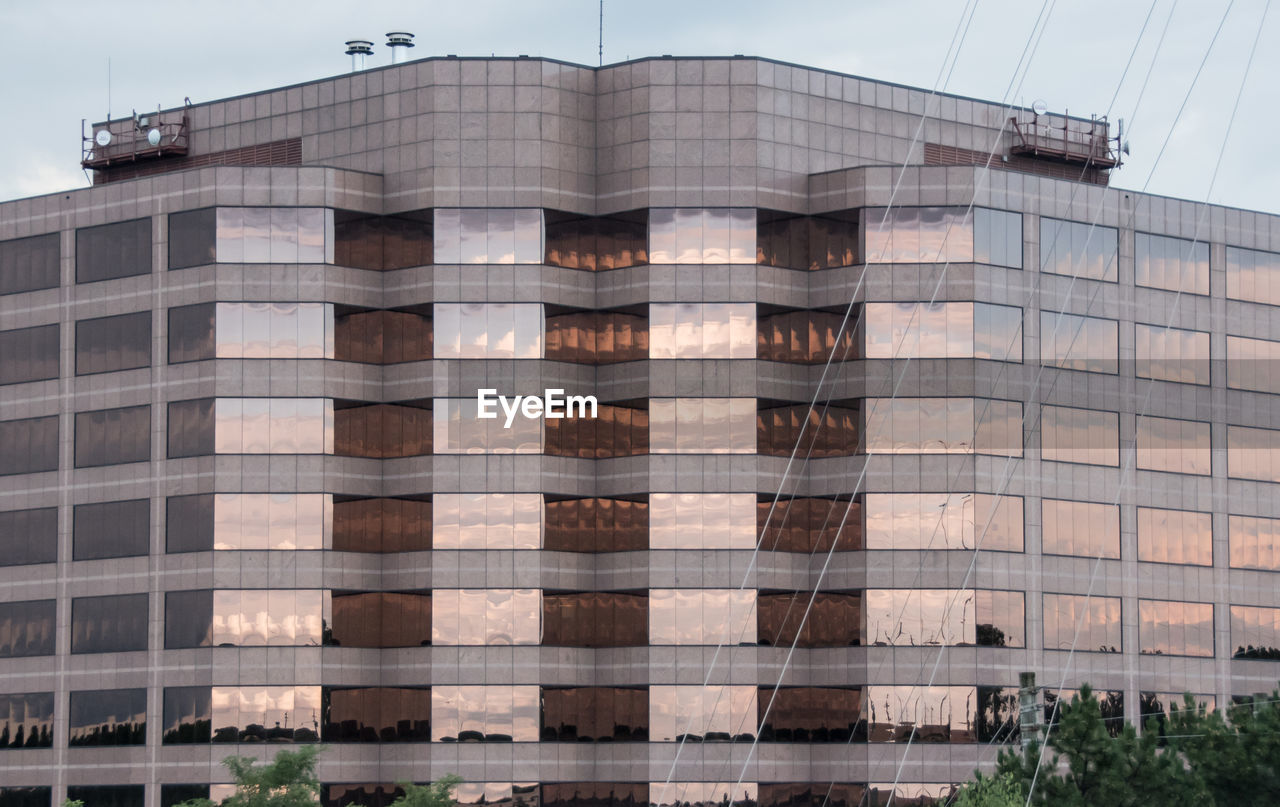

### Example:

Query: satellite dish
xmin=95 ymin=129 xmax=112 ymax=147
xmin=147 ymin=128 xmax=162 ymax=147
xmin=1031 ymin=99 xmax=1049 ymax=115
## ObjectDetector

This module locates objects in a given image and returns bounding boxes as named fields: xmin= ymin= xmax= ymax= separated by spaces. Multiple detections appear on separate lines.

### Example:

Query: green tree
xmin=1166 ymin=689 xmax=1280 ymax=806
xmin=388 ymin=775 xmax=463 ymax=807
xmin=173 ymin=746 xmax=323 ymax=807
xmin=995 ymin=684 xmax=1203 ymax=807
xmin=949 ymin=771 xmax=1023 ymax=806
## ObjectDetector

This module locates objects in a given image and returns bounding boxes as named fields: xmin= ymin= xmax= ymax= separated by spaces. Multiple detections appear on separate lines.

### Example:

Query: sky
xmin=0 ymin=0 xmax=1275 ymax=214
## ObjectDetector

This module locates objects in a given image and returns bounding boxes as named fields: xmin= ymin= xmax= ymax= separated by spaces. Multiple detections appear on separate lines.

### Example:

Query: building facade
xmin=1 ymin=54 xmax=1279 ymax=807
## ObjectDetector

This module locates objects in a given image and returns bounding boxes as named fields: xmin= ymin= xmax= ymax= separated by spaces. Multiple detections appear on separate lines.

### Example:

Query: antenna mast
xmin=598 ymin=0 xmax=603 ymax=66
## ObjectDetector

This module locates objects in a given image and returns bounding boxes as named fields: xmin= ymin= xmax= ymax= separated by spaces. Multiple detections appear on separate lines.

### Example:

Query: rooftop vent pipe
xmin=387 ymin=32 xmax=415 ymax=64
xmin=345 ymin=40 xmax=374 ymax=72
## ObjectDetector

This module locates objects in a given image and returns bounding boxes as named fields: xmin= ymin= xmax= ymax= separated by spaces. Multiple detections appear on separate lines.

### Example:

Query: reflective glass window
xmin=0 ymin=507 xmax=57 ymax=567
xmin=1229 ymin=515 xmax=1280 ymax=571
xmin=210 ymin=589 xmax=326 ymax=646
xmin=864 ymin=398 xmax=1023 ymax=457
xmin=541 ymin=687 xmax=648 ymax=741
xmin=433 ymin=494 xmax=542 ymax=549
xmin=164 ymin=590 xmax=212 ymax=649
xmin=207 ymin=493 xmax=330 ymax=551
xmin=162 ymin=788 xmax=212 ymax=807
xmin=322 ymin=687 xmax=431 ymax=742
xmin=1039 ymin=217 xmax=1118 ymax=281
xmin=649 ymin=398 xmax=756 ymax=454
xmin=649 ymin=783 xmax=757 ymax=807
xmin=756 ymin=210 xmax=859 ymax=270
xmin=66 ymin=788 xmax=143 ymax=807
xmin=1231 ymin=605 xmax=1280 ymax=660
xmin=68 ymin=688 xmax=146 ymax=746
xmin=1041 ymin=405 xmax=1119 ymax=466
xmin=0 ymin=692 xmax=53 ymax=749
xmin=73 ymin=499 xmax=149 ymax=560
xmin=334 ymin=210 xmax=433 ymax=270
xmin=1226 ymin=245 xmax=1280 ymax=306
xmin=1138 ymin=507 xmax=1211 ymax=566
xmin=757 ymin=592 xmax=861 ymax=648
xmin=650 ymin=685 xmax=756 ymax=742
xmin=0 ymin=324 xmax=58 ymax=385
xmin=334 ymin=310 xmax=433 ymax=364
xmin=214 ymin=302 xmax=334 ymax=359
xmin=866 ymin=588 xmax=969 ymax=647
xmin=452 ymin=784 xmax=538 ymax=807
xmin=1137 ymin=415 xmax=1210 ymax=475
xmin=544 ymin=311 xmax=648 ymax=364
xmin=431 ymin=589 xmax=540 ymax=645
xmin=334 ymin=403 xmax=432 ymax=459
xmin=649 ymin=303 xmax=755 ymax=359
xmin=1136 ymin=232 xmax=1209 ymax=295
xmin=542 ymin=592 xmax=648 ymax=647
xmin=214 ymin=398 xmax=334 ymax=454
xmin=973 ymin=208 xmax=1023 ymax=268
xmin=864 ymin=302 xmax=1021 ymax=361
xmin=0 ymin=233 xmax=60 ymax=295
xmin=1227 ymin=335 xmax=1280 ymax=394
xmin=321 ymin=785 xmax=405 ymax=807
xmin=433 ymin=303 xmax=543 ymax=358
xmin=76 ymin=218 xmax=152 ymax=283
xmin=167 ymin=303 xmax=216 ymax=363
xmin=1043 ymin=593 xmax=1121 ymax=652
xmin=168 ymin=208 xmax=216 ymax=270
xmin=74 ymin=404 xmax=150 ymax=467
xmin=1043 ymin=688 xmax=1126 ymax=738
xmin=542 ymin=783 xmax=649 ymax=807
xmin=648 ymin=208 xmax=755 ymax=264
xmin=0 ymin=600 xmax=55 ymax=658
xmin=759 ymin=687 xmax=861 ymax=742
xmin=756 ymin=310 xmax=857 ymax=363
xmin=649 ymin=589 xmax=756 ymax=645
xmin=544 ymin=211 xmax=648 ymax=270
xmin=433 ymin=209 xmax=543 ymax=264
xmin=167 ymin=398 xmax=215 ymax=458
xmin=543 ymin=402 xmax=648 ymax=459
xmin=430 ymin=685 xmax=539 ymax=741
xmin=866 ymin=207 xmax=973 ymax=264
xmin=649 ymin=493 xmax=755 ymax=549
xmin=863 ymin=493 xmax=1023 ymax=551
xmin=162 ymin=686 xmax=211 ymax=744
xmin=543 ymin=497 xmax=648 ymax=552
xmin=863 ymin=685 xmax=977 ymax=742
xmin=432 ymin=398 xmax=542 ymax=454
xmin=1140 ymin=691 xmax=1215 ymax=741
xmin=976 ymin=686 xmax=1020 ymax=744
xmin=210 ymin=685 xmax=321 ymax=742
xmin=0 ymin=789 xmax=52 ymax=807
xmin=216 ymin=208 xmax=328 ymax=263
xmin=1138 ymin=600 xmax=1214 ymax=657
xmin=1040 ymin=311 xmax=1118 ymax=373
xmin=332 ymin=498 xmax=432 ymax=553
xmin=1228 ymin=425 xmax=1280 ymax=483
xmin=71 ymin=593 xmax=148 ymax=654
xmin=329 ymin=592 xmax=432 ymax=648
xmin=1136 ymin=323 xmax=1210 ymax=385
xmin=757 ymin=497 xmax=861 ymax=553
xmin=0 ymin=415 xmax=58 ymax=475
xmin=1041 ymin=500 xmax=1119 ymax=558
xmin=756 ymin=403 xmax=860 ymax=458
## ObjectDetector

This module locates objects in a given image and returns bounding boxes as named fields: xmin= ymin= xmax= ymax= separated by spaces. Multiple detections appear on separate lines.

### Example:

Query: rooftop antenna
xmin=386 ymin=32 xmax=415 ymax=64
xmin=598 ymin=0 xmax=603 ymax=66
xmin=345 ymin=39 xmax=374 ymax=72
xmin=107 ymin=57 xmax=111 ymax=121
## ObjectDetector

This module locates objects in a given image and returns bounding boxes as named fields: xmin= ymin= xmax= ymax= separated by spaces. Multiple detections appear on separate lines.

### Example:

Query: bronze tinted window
xmin=68 ymin=688 xmax=146 ymax=746
xmin=541 ymin=687 xmax=648 ymax=741
xmin=0 ymin=233 xmax=60 ymax=295
xmin=76 ymin=218 xmax=152 ymax=283
xmin=0 ymin=600 xmax=55 ymax=658
xmin=332 ymin=498 xmax=432 ymax=553
xmin=977 ymin=590 xmax=1025 ymax=647
xmin=759 ymin=687 xmax=860 ymax=742
xmin=75 ymin=312 xmax=151 ymax=375
xmin=544 ymin=311 xmax=648 ymax=364
xmin=758 ymin=785 xmax=864 ymax=807
xmin=544 ymin=211 xmax=648 ymax=270
xmin=543 ymin=497 xmax=647 ymax=552
xmin=542 ymin=784 xmax=650 ymax=807
xmin=0 ymin=415 xmax=58 ymax=475
xmin=167 ymin=399 xmax=215 ymax=458
xmin=322 ymin=785 xmax=406 ymax=807
xmin=757 ymin=497 xmax=860 ymax=553
xmin=75 ymin=405 xmax=150 ymax=467
xmin=162 ymin=686 xmax=211 ymax=744
xmin=757 ymin=592 xmax=861 ymax=648
xmin=542 ymin=592 xmax=648 ymax=647
xmin=167 ymin=303 xmax=216 ymax=363
xmin=168 ymin=208 xmax=217 ymax=270
xmin=162 ymin=787 xmax=211 ymax=807
xmin=757 ymin=210 xmax=859 ymax=270
xmin=334 ymin=310 xmax=432 ymax=364
xmin=165 ymin=494 xmax=214 ymax=553
xmin=322 ymin=687 xmax=431 ymax=742
xmin=756 ymin=310 xmax=857 ymax=364
xmin=544 ymin=403 xmax=648 ymax=458
xmin=329 ymin=592 xmax=431 ymax=648
xmin=73 ymin=499 xmax=149 ymax=560
xmin=757 ymin=403 xmax=859 ymax=458
xmin=65 ymin=788 xmax=144 ymax=807
xmin=976 ymin=686 xmax=1019 ymax=743
xmin=334 ymin=211 xmax=433 ymax=270
xmin=0 ymin=692 xmax=53 ymax=749
xmin=0 ymin=324 xmax=58 ymax=385
xmin=0 ymin=507 xmax=57 ymax=567
xmin=71 ymin=593 xmax=148 ymax=654
xmin=335 ymin=403 xmax=432 ymax=458
xmin=164 ymin=590 xmax=213 ymax=649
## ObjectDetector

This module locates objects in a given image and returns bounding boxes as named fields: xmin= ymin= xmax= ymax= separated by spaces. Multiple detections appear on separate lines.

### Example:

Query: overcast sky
xmin=1 ymin=0 xmax=1275 ymax=214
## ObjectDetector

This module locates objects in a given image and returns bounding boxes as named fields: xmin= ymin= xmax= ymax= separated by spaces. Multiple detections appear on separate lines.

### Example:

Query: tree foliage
xmin=953 ymin=683 xmax=1280 ymax=807
xmin=173 ymin=746 xmax=323 ymax=807
xmin=388 ymin=775 xmax=464 ymax=807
